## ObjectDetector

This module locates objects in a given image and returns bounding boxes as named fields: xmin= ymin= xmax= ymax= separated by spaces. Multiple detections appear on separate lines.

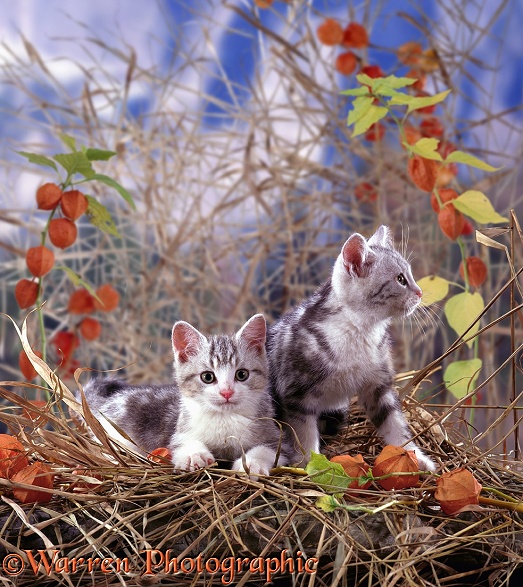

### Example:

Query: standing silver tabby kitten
xmin=81 ymin=314 xmax=288 ymax=476
xmin=267 ymin=225 xmax=436 ymax=471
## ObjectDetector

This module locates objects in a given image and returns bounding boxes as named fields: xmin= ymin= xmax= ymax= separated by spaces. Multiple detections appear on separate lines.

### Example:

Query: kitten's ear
xmin=342 ymin=233 xmax=374 ymax=277
xmin=237 ymin=314 xmax=266 ymax=353
xmin=368 ymin=225 xmax=393 ymax=249
xmin=172 ymin=321 xmax=206 ymax=363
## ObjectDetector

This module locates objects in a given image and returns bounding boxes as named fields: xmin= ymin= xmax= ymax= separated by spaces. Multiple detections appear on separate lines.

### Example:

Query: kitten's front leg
xmin=284 ymin=413 xmax=320 ymax=466
xmin=232 ymin=445 xmax=277 ymax=478
xmin=170 ymin=439 xmax=215 ymax=471
xmin=363 ymin=384 xmax=436 ymax=472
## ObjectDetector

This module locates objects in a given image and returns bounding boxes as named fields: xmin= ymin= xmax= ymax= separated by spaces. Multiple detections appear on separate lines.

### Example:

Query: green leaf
xmin=56 ymin=266 xmax=99 ymax=298
xmin=85 ymin=148 xmax=117 ymax=162
xmin=340 ymin=87 xmax=371 ymax=97
xmin=444 ymin=358 xmax=482 ymax=400
xmin=352 ymin=105 xmax=388 ymax=137
xmin=453 ymin=190 xmax=508 ymax=224
xmin=391 ymin=89 xmax=451 ymax=114
xmin=347 ymin=96 xmax=374 ymax=127
xmin=89 ymin=173 xmax=136 ymax=211
xmin=355 ymin=74 xmax=416 ymax=93
xmin=58 ymin=133 xmax=77 ymax=152
xmin=444 ymin=292 xmax=484 ymax=347
xmin=306 ymin=452 xmax=350 ymax=493
xmin=16 ymin=151 xmax=57 ymax=171
xmin=387 ymin=93 xmax=417 ymax=107
xmin=372 ymin=75 xmax=417 ymax=93
xmin=316 ymin=495 xmax=341 ymax=513
xmin=444 ymin=150 xmax=500 ymax=172
xmin=85 ymin=195 xmax=121 ymax=237
xmin=418 ymin=275 xmax=450 ymax=306
xmin=407 ymin=138 xmax=443 ymax=161
xmin=53 ymin=152 xmax=94 ymax=179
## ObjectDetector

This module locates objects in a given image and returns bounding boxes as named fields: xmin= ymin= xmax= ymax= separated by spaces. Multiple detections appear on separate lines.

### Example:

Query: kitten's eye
xmin=396 ymin=273 xmax=407 ymax=286
xmin=200 ymin=371 xmax=216 ymax=384
xmin=235 ymin=369 xmax=249 ymax=382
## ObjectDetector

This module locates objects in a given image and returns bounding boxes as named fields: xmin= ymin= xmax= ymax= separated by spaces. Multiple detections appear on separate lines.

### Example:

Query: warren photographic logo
xmin=2 ymin=549 xmax=318 ymax=584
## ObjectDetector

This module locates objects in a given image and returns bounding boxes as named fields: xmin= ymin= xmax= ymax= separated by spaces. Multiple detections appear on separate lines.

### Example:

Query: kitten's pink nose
xmin=415 ymin=287 xmax=423 ymax=298
xmin=220 ymin=389 xmax=234 ymax=401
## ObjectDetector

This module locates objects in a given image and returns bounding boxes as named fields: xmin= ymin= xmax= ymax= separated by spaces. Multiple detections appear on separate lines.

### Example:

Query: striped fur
xmin=80 ymin=315 xmax=290 ymax=476
xmin=267 ymin=226 xmax=436 ymax=471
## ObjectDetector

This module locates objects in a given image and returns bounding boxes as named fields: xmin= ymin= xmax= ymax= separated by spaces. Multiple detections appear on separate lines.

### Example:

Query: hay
xmin=0 ymin=315 xmax=521 ymax=587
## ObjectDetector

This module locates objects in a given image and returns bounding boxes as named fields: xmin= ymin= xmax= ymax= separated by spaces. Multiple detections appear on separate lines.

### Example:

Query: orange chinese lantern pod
xmin=405 ymin=69 xmax=426 ymax=91
xmin=316 ymin=18 xmax=344 ymax=46
xmin=420 ymin=116 xmax=444 ymax=139
xmin=419 ymin=47 xmax=439 ymax=72
xmin=430 ymin=188 xmax=459 ymax=213
xmin=79 ymin=317 xmax=102 ymax=341
xmin=397 ymin=41 xmax=423 ymax=65
xmin=19 ymin=349 xmax=43 ymax=381
xmin=354 ymin=182 xmax=378 ymax=202
xmin=335 ymin=51 xmax=358 ymax=76
xmin=360 ymin=64 xmax=384 ymax=79
xmin=93 ymin=284 xmax=120 ymax=312
xmin=11 ymin=462 xmax=54 ymax=504
xmin=36 ymin=183 xmax=62 ymax=210
xmin=48 ymin=218 xmax=78 ymax=249
xmin=459 ymin=257 xmax=487 ymax=288
xmin=438 ymin=141 xmax=457 ymax=159
xmin=26 ymin=246 xmax=55 ymax=277
xmin=407 ymin=155 xmax=439 ymax=192
xmin=0 ymin=435 xmax=29 ymax=479
xmin=254 ymin=0 xmax=273 ymax=6
xmin=461 ymin=220 xmax=475 ymax=236
xmin=341 ymin=23 xmax=369 ymax=49
xmin=435 ymin=468 xmax=482 ymax=515
xmin=435 ymin=163 xmax=458 ymax=187
xmin=372 ymin=445 xmax=420 ymax=490
xmin=438 ymin=205 xmax=465 ymax=241
xmin=68 ymin=288 xmax=96 ymax=314
xmin=52 ymin=331 xmax=80 ymax=365
xmin=60 ymin=190 xmax=89 ymax=221
xmin=330 ymin=454 xmax=372 ymax=490
xmin=148 ymin=447 xmax=172 ymax=464
xmin=15 ymin=279 xmax=39 ymax=309
xmin=365 ymin=122 xmax=386 ymax=142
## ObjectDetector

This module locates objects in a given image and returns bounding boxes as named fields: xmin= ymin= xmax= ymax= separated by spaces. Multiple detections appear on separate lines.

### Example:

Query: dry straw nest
xmin=0 ymin=319 xmax=521 ymax=587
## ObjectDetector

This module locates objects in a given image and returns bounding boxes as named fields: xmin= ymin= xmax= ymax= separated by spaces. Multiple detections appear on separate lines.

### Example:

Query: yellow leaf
xmin=444 ymin=150 xmax=500 ymax=172
xmin=453 ymin=190 xmax=508 ymax=224
xmin=444 ymin=292 xmax=484 ymax=347
xmin=408 ymin=138 xmax=443 ymax=161
xmin=443 ymin=358 xmax=482 ymax=400
xmin=418 ymin=275 xmax=450 ymax=306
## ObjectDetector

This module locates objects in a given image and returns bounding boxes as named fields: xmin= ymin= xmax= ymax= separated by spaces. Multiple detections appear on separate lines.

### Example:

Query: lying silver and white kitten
xmin=80 ymin=314 xmax=288 ymax=476
xmin=267 ymin=225 xmax=436 ymax=471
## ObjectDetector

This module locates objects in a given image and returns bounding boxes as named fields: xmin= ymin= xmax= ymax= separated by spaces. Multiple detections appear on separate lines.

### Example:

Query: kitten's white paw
xmin=414 ymin=448 xmax=436 ymax=472
xmin=232 ymin=446 xmax=276 ymax=479
xmin=232 ymin=457 xmax=270 ymax=478
xmin=172 ymin=448 xmax=215 ymax=471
